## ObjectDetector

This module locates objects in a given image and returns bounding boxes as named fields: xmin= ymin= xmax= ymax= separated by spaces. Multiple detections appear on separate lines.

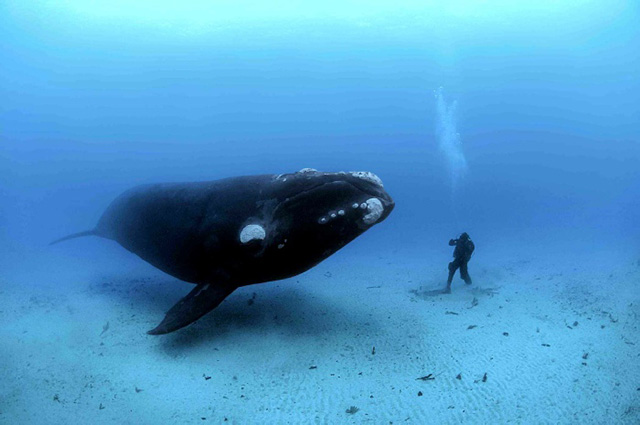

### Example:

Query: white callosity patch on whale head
xmin=240 ymin=224 xmax=266 ymax=244
xmin=275 ymin=167 xmax=317 ymax=182
xmin=350 ymin=171 xmax=384 ymax=187
xmin=362 ymin=198 xmax=384 ymax=225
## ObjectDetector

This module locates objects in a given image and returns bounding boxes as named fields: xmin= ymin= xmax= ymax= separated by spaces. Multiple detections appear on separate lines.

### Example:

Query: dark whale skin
xmin=52 ymin=169 xmax=394 ymax=334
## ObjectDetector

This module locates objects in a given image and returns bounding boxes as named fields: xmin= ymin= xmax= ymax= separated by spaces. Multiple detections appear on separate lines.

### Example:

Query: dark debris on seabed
xmin=345 ymin=406 xmax=359 ymax=414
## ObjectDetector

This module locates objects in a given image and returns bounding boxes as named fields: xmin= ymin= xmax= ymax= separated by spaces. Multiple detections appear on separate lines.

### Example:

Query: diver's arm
xmin=449 ymin=239 xmax=457 ymax=246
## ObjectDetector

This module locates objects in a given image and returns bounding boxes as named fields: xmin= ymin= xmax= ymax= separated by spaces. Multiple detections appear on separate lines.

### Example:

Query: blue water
xmin=1 ymin=1 xmax=639 ymax=423
xmin=2 ymin=2 xmax=639 ymax=257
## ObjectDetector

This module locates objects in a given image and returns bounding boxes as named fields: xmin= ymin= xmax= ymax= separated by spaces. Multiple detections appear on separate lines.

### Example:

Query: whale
xmin=51 ymin=168 xmax=395 ymax=334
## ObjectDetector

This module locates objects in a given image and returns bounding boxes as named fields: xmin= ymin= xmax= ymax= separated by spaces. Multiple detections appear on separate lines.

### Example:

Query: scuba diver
xmin=444 ymin=232 xmax=475 ymax=293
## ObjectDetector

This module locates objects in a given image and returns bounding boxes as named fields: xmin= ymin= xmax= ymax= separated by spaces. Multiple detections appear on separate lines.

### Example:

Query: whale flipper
xmin=147 ymin=282 xmax=236 ymax=335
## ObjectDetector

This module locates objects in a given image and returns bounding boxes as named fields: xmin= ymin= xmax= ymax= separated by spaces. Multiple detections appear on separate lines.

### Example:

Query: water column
xmin=435 ymin=87 xmax=468 ymax=220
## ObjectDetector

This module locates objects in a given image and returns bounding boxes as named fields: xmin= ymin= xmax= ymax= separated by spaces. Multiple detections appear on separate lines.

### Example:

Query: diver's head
xmin=459 ymin=232 xmax=470 ymax=240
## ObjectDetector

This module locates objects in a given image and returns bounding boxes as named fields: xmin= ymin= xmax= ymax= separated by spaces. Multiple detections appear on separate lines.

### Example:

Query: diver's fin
xmin=147 ymin=283 xmax=236 ymax=335
xmin=49 ymin=229 xmax=97 ymax=245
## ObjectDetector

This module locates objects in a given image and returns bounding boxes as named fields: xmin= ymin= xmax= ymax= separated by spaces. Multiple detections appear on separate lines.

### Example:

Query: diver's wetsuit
xmin=446 ymin=233 xmax=475 ymax=289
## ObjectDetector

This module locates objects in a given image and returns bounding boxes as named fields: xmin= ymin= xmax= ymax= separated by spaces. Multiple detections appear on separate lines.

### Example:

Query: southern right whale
xmin=52 ymin=168 xmax=395 ymax=335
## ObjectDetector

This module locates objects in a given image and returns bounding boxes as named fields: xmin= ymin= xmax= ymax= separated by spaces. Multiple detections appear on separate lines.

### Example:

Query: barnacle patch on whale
xmin=363 ymin=198 xmax=384 ymax=225
xmin=350 ymin=171 xmax=384 ymax=187
xmin=240 ymin=224 xmax=266 ymax=243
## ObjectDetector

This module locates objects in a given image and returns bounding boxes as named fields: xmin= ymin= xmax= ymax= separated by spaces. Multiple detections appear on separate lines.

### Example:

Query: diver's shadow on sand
xmin=411 ymin=282 xmax=500 ymax=299
xmin=415 ymin=287 xmax=450 ymax=297
xmin=89 ymin=275 xmax=379 ymax=350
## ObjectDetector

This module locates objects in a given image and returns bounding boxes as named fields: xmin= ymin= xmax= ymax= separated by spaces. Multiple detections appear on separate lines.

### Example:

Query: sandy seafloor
xmin=1 ymin=239 xmax=638 ymax=425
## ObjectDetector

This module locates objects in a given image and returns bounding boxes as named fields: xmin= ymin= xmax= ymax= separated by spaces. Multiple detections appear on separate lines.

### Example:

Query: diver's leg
xmin=460 ymin=262 xmax=472 ymax=285
xmin=447 ymin=261 xmax=456 ymax=284
xmin=445 ymin=261 xmax=457 ymax=293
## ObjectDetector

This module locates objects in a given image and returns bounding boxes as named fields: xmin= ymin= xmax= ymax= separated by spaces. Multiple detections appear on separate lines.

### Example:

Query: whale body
xmin=52 ymin=169 xmax=394 ymax=334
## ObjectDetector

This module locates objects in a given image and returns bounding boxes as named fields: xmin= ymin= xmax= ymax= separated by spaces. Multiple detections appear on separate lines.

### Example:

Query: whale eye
xmin=240 ymin=224 xmax=266 ymax=243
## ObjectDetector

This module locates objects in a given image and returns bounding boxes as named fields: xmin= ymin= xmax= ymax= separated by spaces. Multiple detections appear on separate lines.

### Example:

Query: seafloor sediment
xmin=1 ymin=246 xmax=638 ymax=424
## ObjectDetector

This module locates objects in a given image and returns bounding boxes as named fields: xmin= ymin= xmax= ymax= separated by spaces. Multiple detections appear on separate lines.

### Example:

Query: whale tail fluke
xmin=49 ymin=229 xmax=97 ymax=245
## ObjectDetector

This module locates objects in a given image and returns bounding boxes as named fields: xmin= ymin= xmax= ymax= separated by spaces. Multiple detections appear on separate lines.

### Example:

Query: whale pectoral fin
xmin=147 ymin=283 xmax=236 ymax=335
